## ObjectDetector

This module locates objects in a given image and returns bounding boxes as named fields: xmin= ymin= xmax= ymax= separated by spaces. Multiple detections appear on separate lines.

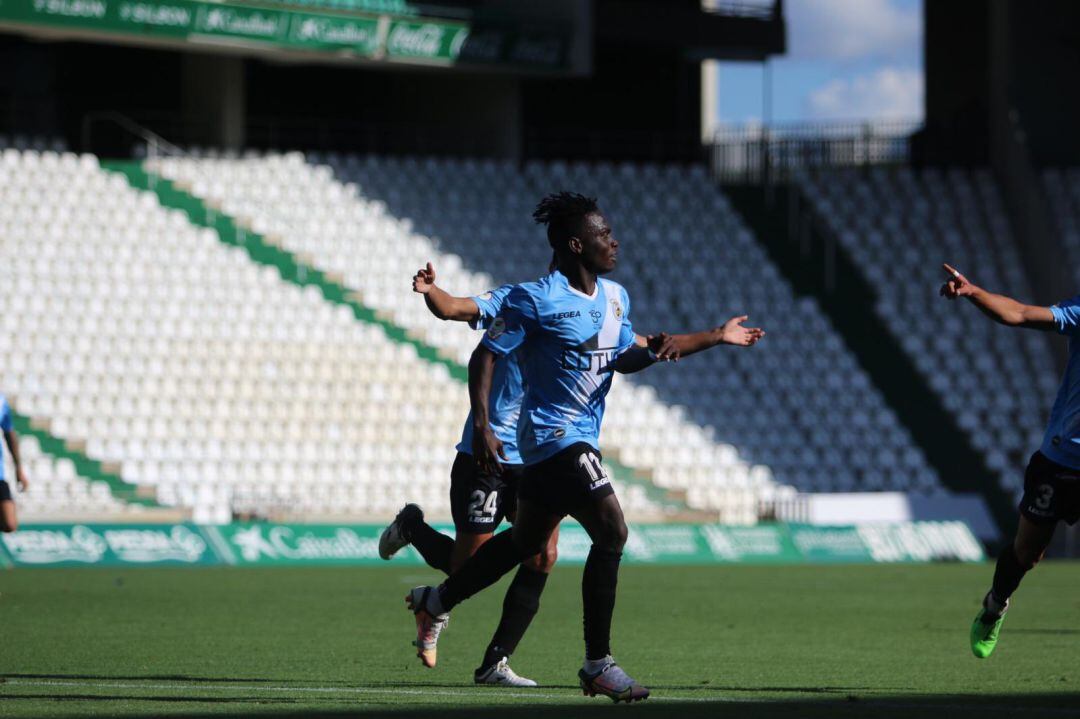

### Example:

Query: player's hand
xmin=719 ymin=315 xmax=765 ymax=347
xmin=472 ymin=425 xmax=507 ymax=476
xmin=15 ymin=466 xmax=27 ymax=492
xmin=646 ymin=332 xmax=679 ymax=361
xmin=412 ymin=262 xmax=436 ymax=294
xmin=940 ymin=263 xmax=976 ymax=299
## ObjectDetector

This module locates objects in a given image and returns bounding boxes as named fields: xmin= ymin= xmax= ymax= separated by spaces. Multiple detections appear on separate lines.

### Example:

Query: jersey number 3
xmin=1034 ymin=484 xmax=1054 ymax=511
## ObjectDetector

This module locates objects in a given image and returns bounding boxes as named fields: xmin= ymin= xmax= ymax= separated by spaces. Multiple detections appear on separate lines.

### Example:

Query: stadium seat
xmin=145 ymin=151 xmax=944 ymax=512
xmin=802 ymin=167 xmax=1058 ymax=496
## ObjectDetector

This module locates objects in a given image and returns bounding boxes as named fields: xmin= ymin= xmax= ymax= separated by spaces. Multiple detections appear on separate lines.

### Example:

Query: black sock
xmin=582 ymin=546 xmax=621 ymax=661
xmin=408 ymin=521 xmax=454 ymax=575
xmin=479 ymin=565 xmax=549 ymax=671
xmin=990 ymin=545 xmax=1028 ymax=609
xmin=439 ymin=529 xmax=530 ymax=612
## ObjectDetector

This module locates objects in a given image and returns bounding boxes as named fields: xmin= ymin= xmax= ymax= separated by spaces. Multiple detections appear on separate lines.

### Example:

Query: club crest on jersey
xmin=609 ymin=298 xmax=623 ymax=320
xmin=589 ymin=309 xmax=602 ymax=324
xmin=487 ymin=317 xmax=506 ymax=339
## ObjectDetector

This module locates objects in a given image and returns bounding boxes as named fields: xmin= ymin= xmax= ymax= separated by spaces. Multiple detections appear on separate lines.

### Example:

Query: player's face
xmin=578 ymin=211 xmax=619 ymax=275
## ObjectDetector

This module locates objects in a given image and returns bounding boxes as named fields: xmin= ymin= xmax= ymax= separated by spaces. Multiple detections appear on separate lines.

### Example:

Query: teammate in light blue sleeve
xmin=404 ymin=193 xmax=765 ymax=702
xmin=940 ymin=263 xmax=1080 ymax=659
xmin=457 ymin=282 xmax=526 ymax=466
xmin=0 ymin=393 xmax=29 ymax=532
xmin=378 ymin=262 xmax=559 ymax=685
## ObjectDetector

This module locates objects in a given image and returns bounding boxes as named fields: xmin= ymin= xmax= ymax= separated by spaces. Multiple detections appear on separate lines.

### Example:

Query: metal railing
xmin=709 ymin=119 xmax=921 ymax=185
xmin=81 ymin=112 xmax=188 ymax=164
xmin=758 ymin=492 xmax=810 ymax=523
xmin=702 ymin=0 xmax=778 ymax=20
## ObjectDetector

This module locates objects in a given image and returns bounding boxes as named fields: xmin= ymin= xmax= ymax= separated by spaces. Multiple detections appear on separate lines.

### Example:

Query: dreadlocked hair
xmin=532 ymin=192 xmax=599 ymax=250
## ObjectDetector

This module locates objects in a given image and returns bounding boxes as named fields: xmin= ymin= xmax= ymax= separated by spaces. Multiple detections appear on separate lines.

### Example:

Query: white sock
xmin=584 ymin=655 xmax=614 ymax=674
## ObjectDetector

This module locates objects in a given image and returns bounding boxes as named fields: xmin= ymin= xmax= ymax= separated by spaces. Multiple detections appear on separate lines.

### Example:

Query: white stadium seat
xmin=142 ymin=152 xmax=943 ymax=515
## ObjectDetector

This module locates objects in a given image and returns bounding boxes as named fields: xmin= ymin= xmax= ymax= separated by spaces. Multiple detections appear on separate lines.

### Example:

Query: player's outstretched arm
xmin=940 ymin=263 xmax=1055 ymax=330
xmin=671 ymin=316 xmax=765 ymax=358
xmin=3 ymin=429 xmax=27 ymax=492
xmin=468 ymin=343 xmax=508 ymax=475
xmin=615 ymin=316 xmax=765 ymax=374
xmin=628 ymin=316 xmax=765 ymax=362
xmin=413 ymin=262 xmax=482 ymax=323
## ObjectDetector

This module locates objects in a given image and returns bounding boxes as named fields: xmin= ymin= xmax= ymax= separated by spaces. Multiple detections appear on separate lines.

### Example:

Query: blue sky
xmin=717 ymin=0 xmax=922 ymax=125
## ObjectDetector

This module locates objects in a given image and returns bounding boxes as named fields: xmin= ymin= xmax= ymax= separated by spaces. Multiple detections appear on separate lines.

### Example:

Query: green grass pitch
xmin=1 ymin=562 xmax=1078 ymax=718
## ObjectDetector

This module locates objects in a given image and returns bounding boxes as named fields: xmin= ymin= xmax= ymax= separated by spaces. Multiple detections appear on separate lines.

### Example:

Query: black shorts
xmin=518 ymin=442 xmax=615 ymax=518
xmin=449 ymin=452 xmax=524 ymax=534
xmin=1019 ymin=451 xmax=1080 ymax=526
xmin=0 ymin=480 xmax=9 ymax=503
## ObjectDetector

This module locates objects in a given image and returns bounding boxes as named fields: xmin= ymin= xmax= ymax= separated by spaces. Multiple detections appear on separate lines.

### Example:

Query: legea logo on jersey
xmin=549 ymin=310 xmax=582 ymax=321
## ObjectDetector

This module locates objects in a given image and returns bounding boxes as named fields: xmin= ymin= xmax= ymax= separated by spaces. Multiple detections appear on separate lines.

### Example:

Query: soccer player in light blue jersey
xmin=404 ymin=192 xmax=765 ymax=702
xmin=378 ymin=262 xmax=560 ymax=686
xmin=0 ymin=393 xmax=29 ymax=532
xmin=941 ymin=263 xmax=1080 ymax=658
xmin=386 ymin=260 xmax=761 ymax=684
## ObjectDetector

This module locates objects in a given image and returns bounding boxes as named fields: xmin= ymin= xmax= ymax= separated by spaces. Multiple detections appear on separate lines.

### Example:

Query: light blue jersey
xmin=0 ymin=395 xmax=11 ymax=481
xmin=482 ymin=271 xmax=636 ymax=465
xmin=456 ymin=284 xmax=525 ymax=465
xmin=1042 ymin=296 xmax=1080 ymax=469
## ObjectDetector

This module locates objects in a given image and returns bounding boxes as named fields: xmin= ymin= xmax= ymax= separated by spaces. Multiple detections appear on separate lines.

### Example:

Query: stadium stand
xmin=1043 ymin=168 xmax=1080 ymax=287
xmin=1 ymin=431 xmax=129 ymax=520
xmin=146 ymin=152 xmax=941 ymax=501
xmin=801 ymin=167 xmax=1059 ymax=495
xmin=0 ymin=148 xmax=672 ymax=523
xmin=0 ymin=135 xmax=67 ymax=153
xmin=0 ymin=139 xmax=165 ymax=521
xmin=145 ymin=152 xmax=786 ymax=520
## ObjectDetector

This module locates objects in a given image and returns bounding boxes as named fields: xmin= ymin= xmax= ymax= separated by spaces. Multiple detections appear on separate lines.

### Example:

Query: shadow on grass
xmin=1 ymin=674 xmax=911 ymax=695
xmin=356 ymin=679 xmax=906 ymax=694
xmin=3 ymin=687 xmax=1080 ymax=719
xmin=128 ymin=694 xmax=1080 ymax=719
xmin=2 ymin=673 xmax=290 ymax=684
